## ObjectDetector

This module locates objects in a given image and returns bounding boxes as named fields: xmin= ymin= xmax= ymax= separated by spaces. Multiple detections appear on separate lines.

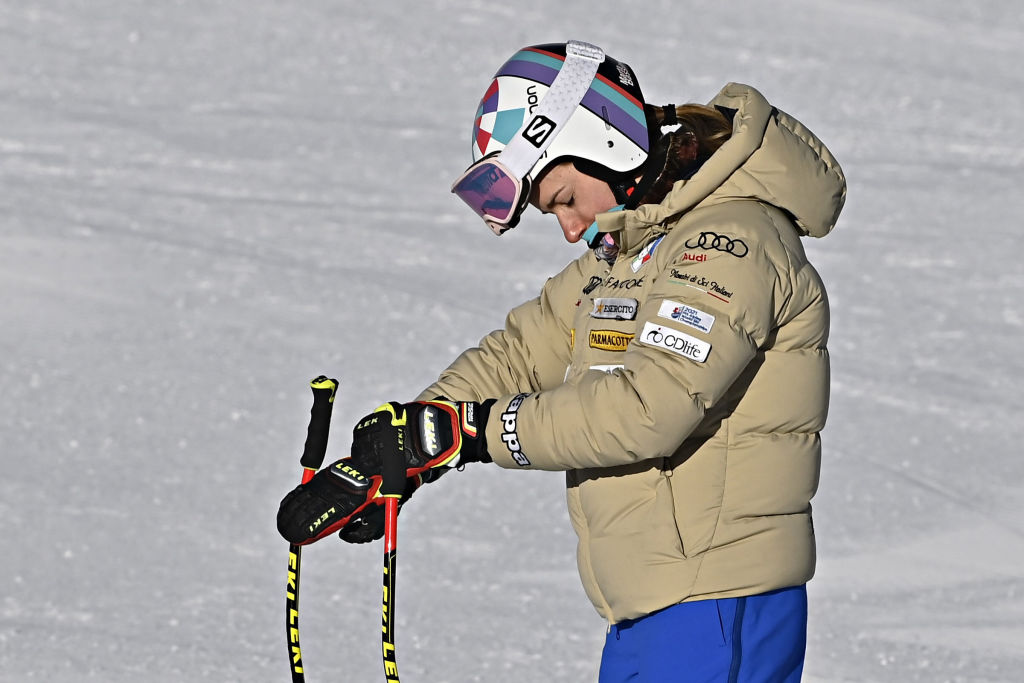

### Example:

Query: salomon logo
xmin=522 ymin=115 xmax=556 ymax=147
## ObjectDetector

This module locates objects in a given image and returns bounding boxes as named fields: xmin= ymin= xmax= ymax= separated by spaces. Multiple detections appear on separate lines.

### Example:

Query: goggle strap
xmin=498 ymin=40 xmax=604 ymax=179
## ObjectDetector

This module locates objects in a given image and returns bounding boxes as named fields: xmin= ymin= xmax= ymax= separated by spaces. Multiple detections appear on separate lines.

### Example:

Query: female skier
xmin=279 ymin=39 xmax=846 ymax=682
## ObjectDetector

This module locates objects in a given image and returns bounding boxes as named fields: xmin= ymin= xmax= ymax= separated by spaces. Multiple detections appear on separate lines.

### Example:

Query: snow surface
xmin=2 ymin=1 xmax=1022 ymax=681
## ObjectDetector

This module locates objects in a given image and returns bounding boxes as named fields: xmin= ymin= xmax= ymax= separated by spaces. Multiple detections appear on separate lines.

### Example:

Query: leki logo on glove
xmin=500 ymin=393 xmax=531 ymax=467
xmin=420 ymin=407 xmax=441 ymax=456
xmin=329 ymin=462 xmax=371 ymax=490
xmin=307 ymin=506 xmax=336 ymax=535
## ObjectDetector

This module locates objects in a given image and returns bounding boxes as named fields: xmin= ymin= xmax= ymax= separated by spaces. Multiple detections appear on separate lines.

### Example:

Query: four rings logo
xmin=684 ymin=232 xmax=749 ymax=258
xmin=521 ymin=115 xmax=557 ymax=148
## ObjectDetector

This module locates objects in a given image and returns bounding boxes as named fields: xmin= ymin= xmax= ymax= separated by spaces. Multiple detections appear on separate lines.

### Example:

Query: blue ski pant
xmin=598 ymin=585 xmax=807 ymax=683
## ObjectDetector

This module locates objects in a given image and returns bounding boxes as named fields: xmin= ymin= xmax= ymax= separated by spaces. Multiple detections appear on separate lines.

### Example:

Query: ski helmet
xmin=453 ymin=40 xmax=651 ymax=234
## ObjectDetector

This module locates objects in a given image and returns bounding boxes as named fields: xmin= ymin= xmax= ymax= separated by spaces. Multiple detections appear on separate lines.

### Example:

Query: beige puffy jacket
xmin=418 ymin=83 xmax=846 ymax=623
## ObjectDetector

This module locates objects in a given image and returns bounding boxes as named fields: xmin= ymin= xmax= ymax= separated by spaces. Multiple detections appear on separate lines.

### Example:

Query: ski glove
xmin=276 ymin=400 xmax=492 ymax=546
xmin=277 ymin=457 xmax=425 ymax=545
xmin=351 ymin=400 xmax=493 ymax=476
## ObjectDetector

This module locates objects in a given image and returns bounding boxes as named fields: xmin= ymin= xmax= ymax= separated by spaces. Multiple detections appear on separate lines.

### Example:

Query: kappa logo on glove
xmin=500 ymin=393 xmax=531 ymax=467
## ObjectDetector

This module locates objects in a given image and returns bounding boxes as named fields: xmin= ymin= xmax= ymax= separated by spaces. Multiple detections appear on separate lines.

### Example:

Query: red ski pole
xmin=379 ymin=428 xmax=407 ymax=682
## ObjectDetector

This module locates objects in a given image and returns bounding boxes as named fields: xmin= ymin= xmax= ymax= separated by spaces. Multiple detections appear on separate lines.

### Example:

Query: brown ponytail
xmin=630 ymin=103 xmax=733 ymax=207
xmin=648 ymin=103 xmax=732 ymax=160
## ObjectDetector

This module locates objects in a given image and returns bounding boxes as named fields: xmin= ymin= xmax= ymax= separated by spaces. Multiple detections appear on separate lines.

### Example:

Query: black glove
xmin=350 ymin=400 xmax=493 ymax=477
xmin=277 ymin=400 xmax=492 ymax=546
xmin=277 ymin=457 xmax=423 ymax=545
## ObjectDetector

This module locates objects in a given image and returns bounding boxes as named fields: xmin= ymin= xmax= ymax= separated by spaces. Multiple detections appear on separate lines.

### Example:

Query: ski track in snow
xmin=2 ymin=1 xmax=1022 ymax=681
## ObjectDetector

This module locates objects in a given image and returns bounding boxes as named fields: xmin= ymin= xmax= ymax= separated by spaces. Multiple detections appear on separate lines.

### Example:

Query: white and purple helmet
xmin=471 ymin=42 xmax=650 ymax=179
xmin=452 ymin=41 xmax=652 ymax=235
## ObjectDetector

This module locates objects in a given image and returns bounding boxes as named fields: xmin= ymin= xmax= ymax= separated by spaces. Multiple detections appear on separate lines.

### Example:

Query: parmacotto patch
xmin=588 ymin=329 xmax=634 ymax=352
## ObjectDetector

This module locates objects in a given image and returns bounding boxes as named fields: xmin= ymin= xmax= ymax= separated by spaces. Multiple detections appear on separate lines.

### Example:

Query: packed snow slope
xmin=2 ymin=1 xmax=1022 ymax=681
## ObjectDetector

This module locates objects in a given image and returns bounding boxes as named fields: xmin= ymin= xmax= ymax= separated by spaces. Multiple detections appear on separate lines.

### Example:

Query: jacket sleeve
xmin=485 ymin=205 xmax=796 ymax=471
xmin=415 ymin=254 xmax=588 ymax=403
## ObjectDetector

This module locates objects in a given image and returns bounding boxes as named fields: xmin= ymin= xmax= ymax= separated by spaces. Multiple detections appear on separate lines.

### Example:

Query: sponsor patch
xmin=639 ymin=321 xmax=711 ymax=363
xmin=668 ymin=268 xmax=734 ymax=303
xmin=657 ymin=299 xmax=715 ymax=334
xmin=590 ymin=298 xmax=638 ymax=320
xmin=589 ymin=329 xmax=634 ymax=352
xmin=500 ymin=393 xmax=531 ymax=466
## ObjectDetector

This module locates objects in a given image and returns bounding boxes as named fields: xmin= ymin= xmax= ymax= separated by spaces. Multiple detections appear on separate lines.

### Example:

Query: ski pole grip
xmin=380 ymin=448 xmax=406 ymax=499
xmin=300 ymin=375 xmax=338 ymax=470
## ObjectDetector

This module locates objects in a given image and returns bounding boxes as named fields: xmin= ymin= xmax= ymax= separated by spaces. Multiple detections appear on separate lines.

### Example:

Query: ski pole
xmin=286 ymin=375 xmax=339 ymax=683
xmin=379 ymin=433 xmax=407 ymax=682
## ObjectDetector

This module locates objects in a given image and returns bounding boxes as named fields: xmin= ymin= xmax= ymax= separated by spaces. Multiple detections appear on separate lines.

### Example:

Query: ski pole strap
xmin=300 ymin=375 xmax=338 ymax=471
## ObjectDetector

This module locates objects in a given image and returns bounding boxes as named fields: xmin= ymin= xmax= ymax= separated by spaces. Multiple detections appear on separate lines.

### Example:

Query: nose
xmin=559 ymin=215 xmax=587 ymax=244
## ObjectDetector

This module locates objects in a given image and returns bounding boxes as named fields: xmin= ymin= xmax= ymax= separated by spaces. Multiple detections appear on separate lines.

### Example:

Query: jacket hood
xmin=599 ymin=83 xmax=847 ymax=254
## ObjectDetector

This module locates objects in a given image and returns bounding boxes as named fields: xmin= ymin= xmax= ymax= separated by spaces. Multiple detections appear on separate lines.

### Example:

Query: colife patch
xmin=638 ymin=321 xmax=711 ymax=363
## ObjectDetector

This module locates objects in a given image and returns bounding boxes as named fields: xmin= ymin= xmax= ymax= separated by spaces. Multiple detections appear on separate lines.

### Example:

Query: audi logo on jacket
xmin=418 ymin=83 xmax=846 ymax=624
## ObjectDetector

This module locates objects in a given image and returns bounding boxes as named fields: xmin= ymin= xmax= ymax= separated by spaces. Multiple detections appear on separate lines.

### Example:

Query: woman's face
xmin=530 ymin=161 xmax=618 ymax=244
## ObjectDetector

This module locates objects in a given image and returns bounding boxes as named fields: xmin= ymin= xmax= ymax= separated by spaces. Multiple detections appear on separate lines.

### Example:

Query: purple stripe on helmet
xmin=580 ymin=90 xmax=649 ymax=152
xmin=495 ymin=59 xmax=560 ymax=88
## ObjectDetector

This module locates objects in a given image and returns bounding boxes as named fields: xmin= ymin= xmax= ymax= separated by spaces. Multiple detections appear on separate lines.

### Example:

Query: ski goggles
xmin=451 ymin=40 xmax=604 ymax=235
xmin=450 ymin=153 xmax=533 ymax=235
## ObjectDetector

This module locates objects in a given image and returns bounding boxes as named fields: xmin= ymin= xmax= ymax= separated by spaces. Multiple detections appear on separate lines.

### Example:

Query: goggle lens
xmin=451 ymin=158 xmax=530 ymax=235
